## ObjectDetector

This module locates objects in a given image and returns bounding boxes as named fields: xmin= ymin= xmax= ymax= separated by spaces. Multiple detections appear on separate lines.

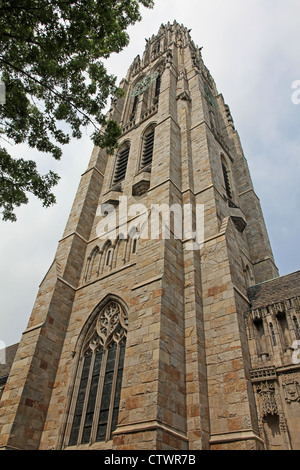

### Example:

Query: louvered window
xmin=294 ymin=316 xmax=300 ymax=340
xmin=113 ymin=145 xmax=130 ymax=184
xmin=141 ymin=128 xmax=155 ymax=168
xmin=154 ymin=75 xmax=161 ymax=102
xmin=222 ymin=162 xmax=232 ymax=200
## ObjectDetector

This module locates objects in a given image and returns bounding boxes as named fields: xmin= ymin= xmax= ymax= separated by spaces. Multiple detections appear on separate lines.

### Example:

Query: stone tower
xmin=1 ymin=21 xmax=299 ymax=451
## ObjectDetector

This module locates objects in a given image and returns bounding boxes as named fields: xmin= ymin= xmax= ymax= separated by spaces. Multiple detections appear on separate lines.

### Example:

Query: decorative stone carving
xmin=250 ymin=367 xmax=277 ymax=383
xmin=96 ymin=301 xmax=127 ymax=348
xmin=176 ymin=90 xmax=191 ymax=102
xmin=166 ymin=49 xmax=173 ymax=68
xmin=282 ymin=373 xmax=300 ymax=403
xmin=274 ymin=303 xmax=286 ymax=318
xmin=254 ymin=381 xmax=278 ymax=417
xmin=130 ymin=55 xmax=141 ymax=77
xmin=251 ymin=309 xmax=263 ymax=324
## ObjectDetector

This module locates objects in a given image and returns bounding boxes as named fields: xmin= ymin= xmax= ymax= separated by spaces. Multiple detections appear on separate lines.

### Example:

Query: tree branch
xmin=0 ymin=55 xmax=101 ymax=132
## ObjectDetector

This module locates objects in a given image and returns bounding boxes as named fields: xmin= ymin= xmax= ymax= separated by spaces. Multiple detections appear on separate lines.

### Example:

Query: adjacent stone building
xmin=0 ymin=21 xmax=299 ymax=451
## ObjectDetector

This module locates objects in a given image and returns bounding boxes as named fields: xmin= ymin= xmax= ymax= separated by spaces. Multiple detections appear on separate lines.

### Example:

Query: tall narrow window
xmin=130 ymin=95 xmax=138 ymax=121
xmin=222 ymin=160 xmax=232 ymax=200
xmin=154 ymin=74 xmax=161 ymax=102
xmin=141 ymin=126 xmax=155 ymax=169
xmin=269 ymin=323 xmax=277 ymax=346
xmin=293 ymin=316 xmax=300 ymax=340
xmin=106 ymin=249 xmax=111 ymax=267
xmin=152 ymin=41 xmax=160 ymax=57
xmin=67 ymin=300 xmax=128 ymax=446
xmin=113 ymin=143 xmax=130 ymax=185
xmin=277 ymin=311 xmax=290 ymax=350
xmin=84 ymin=246 xmax=100 ymax=281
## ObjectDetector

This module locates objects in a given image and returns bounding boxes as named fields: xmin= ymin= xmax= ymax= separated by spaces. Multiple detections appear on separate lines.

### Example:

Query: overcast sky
xmin=1 ymin=0 xmax=300 ymax=347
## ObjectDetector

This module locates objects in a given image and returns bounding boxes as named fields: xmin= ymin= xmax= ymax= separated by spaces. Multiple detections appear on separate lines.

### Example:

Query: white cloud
xmin=1 ymin=0 xmax=300 ymax=345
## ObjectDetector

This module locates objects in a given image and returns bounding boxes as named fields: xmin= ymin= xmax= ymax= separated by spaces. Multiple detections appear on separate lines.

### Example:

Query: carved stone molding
xmin=132 ymin=170 xmax=151 ymax=197
xmin=282 ymin=372 xmax=300 ymax=403
xmin=253 ymin=381 xmax=278 ymax=417
xmin=250 ymin=367 xmax=277 ymax=383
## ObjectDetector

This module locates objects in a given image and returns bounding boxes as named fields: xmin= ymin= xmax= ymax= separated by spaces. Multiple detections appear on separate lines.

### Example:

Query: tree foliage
xmin=0 ymin=0 xmax=153 ymax=221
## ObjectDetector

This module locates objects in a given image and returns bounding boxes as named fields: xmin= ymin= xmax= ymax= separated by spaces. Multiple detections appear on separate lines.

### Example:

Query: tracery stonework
xmin=64 ymin=300 xmax=128 ymax=448
xmin=95 ymin=302 xmax=128 ymax=349
xmin=254 ymin=381 xmax=278 ymax=418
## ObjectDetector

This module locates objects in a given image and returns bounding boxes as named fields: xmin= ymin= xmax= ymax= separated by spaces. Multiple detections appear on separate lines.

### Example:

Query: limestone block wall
xmin=0 ymin=21 xmax=283 ymax=451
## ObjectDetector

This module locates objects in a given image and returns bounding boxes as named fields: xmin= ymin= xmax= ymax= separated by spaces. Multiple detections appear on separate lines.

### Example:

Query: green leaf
xmin=0 ymin=0 xmax=154 ymax=220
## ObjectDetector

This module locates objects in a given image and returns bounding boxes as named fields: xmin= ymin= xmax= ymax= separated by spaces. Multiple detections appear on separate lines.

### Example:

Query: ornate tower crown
xmin=127 ymin=20 xmax=202 ymax=77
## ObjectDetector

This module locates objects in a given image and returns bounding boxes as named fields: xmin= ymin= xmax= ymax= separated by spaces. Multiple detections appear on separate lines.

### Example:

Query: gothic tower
xmin=2 ymin=21 xmax=299 ymax=451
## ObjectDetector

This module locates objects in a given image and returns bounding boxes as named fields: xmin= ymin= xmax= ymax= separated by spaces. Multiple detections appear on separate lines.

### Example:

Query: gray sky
xmin=1 ymin=0 xmax=300 ymax=347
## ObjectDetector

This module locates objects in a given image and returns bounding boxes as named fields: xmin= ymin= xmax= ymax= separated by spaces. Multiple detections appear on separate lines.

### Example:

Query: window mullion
xmin=106 ymin=343 xmax=120 ymax=441
xmin=63 ymin=356 xmax=85 ymax=447
xmin=90 ymin=349 xmax=108 ymax=444
xmin=77 ymin=351 xmax=95 ymax=445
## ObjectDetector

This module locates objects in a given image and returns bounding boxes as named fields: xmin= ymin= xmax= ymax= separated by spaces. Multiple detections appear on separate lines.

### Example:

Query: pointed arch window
xmin=154 ymin=74 xmax=161 ymax=103
xmin=84 ymin=246 xmax=100 ymax=281
xmin=152 ymin=40 xmax=160 ymax=58
xmin=106 ymin=249 xmax=112 ymax=267
xmin=221 ymin=156 xmax=233 ymax=201
xmin=141 ymin=125 xmax=155 ymax=169
xmin=130 ymin=95 xmax=138 ymax=121
xmin=113 ymin=143 xmax=130 ymax=185
xmin=67 ymin=301 xmax=128 ymax=446
xmin=293 ymin=316 xmax=300 ymax=340
xmin=269 ymin=322 xmax=277 ymax=346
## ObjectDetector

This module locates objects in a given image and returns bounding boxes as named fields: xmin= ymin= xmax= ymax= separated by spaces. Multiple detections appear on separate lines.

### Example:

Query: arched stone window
xmin=84 ymin=246 xmax=100 ymax=281
xmin=99 ymin=240 xmax=113 ymax=275
xmin=221 ymin=155 xmax=233 ymax=201
xmin=130 ymin=94 xmax=138 ymax=121
xmin=141 ymin=124 xmax=155 ymax=170
xmin=269 ymin=322 xmax=277 ymax=346
xmin=276 ymin=310 xmax=290 ymax=351
xmin=66 ymin=299 xmax=128 ymax=446
xmin=152 ymin=40 xmax=160 ymax=58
